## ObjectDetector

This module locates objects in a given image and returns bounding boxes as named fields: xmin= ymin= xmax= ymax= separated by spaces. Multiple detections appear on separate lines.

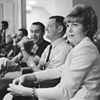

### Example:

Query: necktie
xmin=46 ymin=44 xmax=52 ymax=62
xmin=3 ymin=30 xmax=6 ymax=43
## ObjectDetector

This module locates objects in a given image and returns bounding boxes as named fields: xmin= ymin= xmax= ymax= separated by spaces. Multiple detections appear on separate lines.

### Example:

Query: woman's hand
xmin=7 ymin=84 xmax=32 ymax=97
xmin=12 ymin=73 xmax=37 ymax=85
xmin=12 ymin=75 xmax=26 ymax=85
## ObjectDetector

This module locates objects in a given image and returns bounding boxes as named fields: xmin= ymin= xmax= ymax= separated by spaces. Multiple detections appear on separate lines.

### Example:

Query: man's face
xmin=0 ymin=23 xmax=5 ymax=30
xmin=17 ymin=30 xmax=24 ymax=41
xmin=30 ymin=25 xmax=43 ymax=44
xmin=45 ymin=19 xmax=58 ymax=41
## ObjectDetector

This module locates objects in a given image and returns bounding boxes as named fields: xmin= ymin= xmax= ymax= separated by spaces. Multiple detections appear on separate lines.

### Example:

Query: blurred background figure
xmin=0 ymin=21 xmax=15 ymax=57
xmin=7 ymin=28 xmax=28 ymax=58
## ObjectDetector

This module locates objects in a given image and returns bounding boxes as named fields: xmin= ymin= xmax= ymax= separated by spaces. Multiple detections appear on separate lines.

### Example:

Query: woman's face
xmin=66 ymin=21 xmax=86 ymax=46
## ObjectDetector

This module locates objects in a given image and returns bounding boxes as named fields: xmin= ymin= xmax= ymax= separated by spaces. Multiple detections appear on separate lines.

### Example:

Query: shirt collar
xmin=51 ymin=37 xmax=64 ymax=48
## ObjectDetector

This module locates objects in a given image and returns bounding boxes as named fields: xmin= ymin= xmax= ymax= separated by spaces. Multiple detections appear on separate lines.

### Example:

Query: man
xmin=7 ymin=28 xmax=28 ymax=57
xmin=0 ymin=21 xmax=15 ymax=57
xmin=0 ymin=28 xmax=28 ymax=78
xmin=11 ymin=22 xmax=50 ymax=65
xmin=0 ymin=16 xmax=71 ymax=100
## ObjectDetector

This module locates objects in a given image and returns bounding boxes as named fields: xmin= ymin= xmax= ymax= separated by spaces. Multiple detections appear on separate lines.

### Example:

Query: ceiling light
xmin=26 ymin=5 xmax=32 ymax=11
xmin=27 ymin=0 xmax=36 ymax=5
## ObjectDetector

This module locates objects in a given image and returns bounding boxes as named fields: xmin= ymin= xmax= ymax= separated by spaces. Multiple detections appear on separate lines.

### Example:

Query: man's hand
xmin=13 ymin=37 xmax=18 ymax=45
xmin=18 ymin=36 xmax=34 ymax=52
xmin=17 ymin=36 xmax=29 ymax=48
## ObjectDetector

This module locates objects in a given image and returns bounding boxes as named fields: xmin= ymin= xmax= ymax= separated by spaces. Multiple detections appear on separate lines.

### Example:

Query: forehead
xmin=30 ymin=25 xmax=41 ymax=31
xmin=47 ymin=18 xmax=56 ymax=25
xmin=17 ymin=30 xmax=23 ymax=35
xmin=64 ymin=17 xmax=82 ymax=25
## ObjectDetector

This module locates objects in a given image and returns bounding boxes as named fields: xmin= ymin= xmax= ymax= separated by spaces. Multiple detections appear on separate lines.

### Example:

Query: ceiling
xmin=0 ymin=0 xmax=56 ymax=8
xmin=0 ymin=0 xmax=13 ymax=3
xmin=26 ymin=0 xmax=56 ymax=7
xmin=26 ymin=0 xmax=57 ymax=15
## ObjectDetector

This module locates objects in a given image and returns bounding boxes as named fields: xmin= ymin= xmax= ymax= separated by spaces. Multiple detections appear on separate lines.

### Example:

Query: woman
xmin=4 ymin=4 xmax=100 ymax=100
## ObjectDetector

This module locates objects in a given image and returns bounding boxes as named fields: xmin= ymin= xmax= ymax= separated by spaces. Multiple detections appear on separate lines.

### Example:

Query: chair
xmin=93 ymin=41 xmax=100 ymax=54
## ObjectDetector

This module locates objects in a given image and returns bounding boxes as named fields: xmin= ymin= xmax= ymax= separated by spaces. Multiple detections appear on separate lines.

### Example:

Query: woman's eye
xmin=73 ymin=23 xmax=77 ymax=26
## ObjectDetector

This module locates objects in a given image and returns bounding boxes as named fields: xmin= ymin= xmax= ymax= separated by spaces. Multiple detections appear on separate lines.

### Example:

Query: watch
xmin=21 ymin=47 xmax=25 ymax=51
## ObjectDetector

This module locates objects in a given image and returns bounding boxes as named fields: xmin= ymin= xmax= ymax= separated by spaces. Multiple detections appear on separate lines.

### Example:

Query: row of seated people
xmin=0 ymin=4 xmax=100 ymax=100
xmin=0 ymin=16 xmax=72 ymax=100
xmin=0 ymin=21 xmax=28 ymax=58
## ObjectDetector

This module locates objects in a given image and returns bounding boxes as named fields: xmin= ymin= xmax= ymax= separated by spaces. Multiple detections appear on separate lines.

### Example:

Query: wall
xmin=0 ymin=0 xmax=26 ymax=33
xmin=0 ymin=4 xmax=3 ymax=24
xmin=1 ymin=0 xmax=19 ymax=33
xmin=26 ymin=7 xmax=50 ymax=38
xmin=55 ymin=0 xmax=72 ymax=17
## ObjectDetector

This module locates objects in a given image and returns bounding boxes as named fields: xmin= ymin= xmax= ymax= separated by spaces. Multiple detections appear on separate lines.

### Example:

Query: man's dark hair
xmin=19 ymin=28 xmax=28 ymax=36
xmin=49 ymin=15 xmax=66 ymax=35
xmin=1 ymin=21 xmax=9 ymax=29
xmin=32 ymin=22 xmax=45 ymax=33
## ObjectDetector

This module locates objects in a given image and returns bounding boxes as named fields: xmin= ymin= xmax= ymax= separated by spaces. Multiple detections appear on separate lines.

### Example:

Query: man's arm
xmin=17 ymin=36 xmax=33 ymax=63
xmin=18 ymin=36 xmax=40 ymax=67
xmin=11 ymin=53 xmax=23 ymax=63
xmin=21 ymin=49 xmax=40 ymax=67
xmin=0 ymin=42 xmax=6 ymax=48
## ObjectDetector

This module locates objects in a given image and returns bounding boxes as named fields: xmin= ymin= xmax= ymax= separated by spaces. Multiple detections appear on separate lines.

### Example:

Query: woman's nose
xmin=68 ymin=26 xmax=73 ymax=33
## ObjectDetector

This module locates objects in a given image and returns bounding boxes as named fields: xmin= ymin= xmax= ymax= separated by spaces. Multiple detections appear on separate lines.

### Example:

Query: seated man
xmin=0 ymin=16 xmax=72 ymax=100
xmin=0 ymin=28 xmax=28 ymax=77
xmin=0 ymin=21 xmax=16 ymax=57
xmin=7 ymin=28 xmax=28 ymax=57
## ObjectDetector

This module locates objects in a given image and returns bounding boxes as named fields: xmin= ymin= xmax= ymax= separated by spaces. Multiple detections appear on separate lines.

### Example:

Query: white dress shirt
xmin=39 ymin=37 xmax=71 ymax=69
xmin=5 ymin=28 xmax=15 ymax=43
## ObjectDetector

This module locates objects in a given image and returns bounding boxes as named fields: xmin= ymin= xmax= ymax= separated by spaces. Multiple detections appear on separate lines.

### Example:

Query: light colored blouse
xmin=35 ymin=37 xmax=100 ymax=100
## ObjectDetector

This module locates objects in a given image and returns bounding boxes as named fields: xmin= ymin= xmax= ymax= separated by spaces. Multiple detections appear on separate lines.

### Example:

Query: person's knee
xmin=0 ymin=84 xmax=9 ymax=99
xmin=3 ymin=93 xmax=13 ymax=100
xmin=0 ymin=79 xmax=13 ymax=99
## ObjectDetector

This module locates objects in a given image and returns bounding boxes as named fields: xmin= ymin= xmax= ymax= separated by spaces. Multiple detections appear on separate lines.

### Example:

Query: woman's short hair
xmin=64 ymin=4 xmax=98 ymax=40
